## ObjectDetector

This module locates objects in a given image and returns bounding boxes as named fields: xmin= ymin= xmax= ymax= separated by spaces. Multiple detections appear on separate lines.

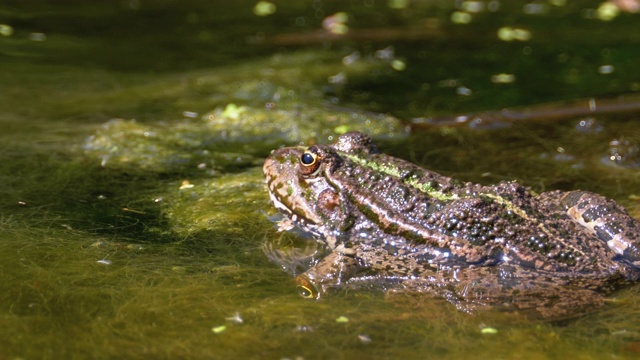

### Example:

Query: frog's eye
xmin=299 ymin=147 xmax=322 ymax=176
xmin=300 ymin=150 xmax=317 ymax=166
xmin=295 ymin=275 xmax=320 ymax=300
xmin=297 ymin=284 xmax=318 ymax=299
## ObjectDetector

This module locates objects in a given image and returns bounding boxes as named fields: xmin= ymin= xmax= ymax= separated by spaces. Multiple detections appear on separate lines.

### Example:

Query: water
xmin=1 ymin=1 xmax=640 ymax=358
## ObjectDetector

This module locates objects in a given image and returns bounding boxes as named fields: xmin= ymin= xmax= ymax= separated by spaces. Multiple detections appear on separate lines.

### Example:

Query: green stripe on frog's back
xmin=344 ymin=151 xmax=528 ymax=217
xmin=341 ymin=152 xmax=456 ymax=201
xmin=344 ymin=151 xmax=540 ymax=221
xmin=342 ymin=151 xmax=585 ymax=261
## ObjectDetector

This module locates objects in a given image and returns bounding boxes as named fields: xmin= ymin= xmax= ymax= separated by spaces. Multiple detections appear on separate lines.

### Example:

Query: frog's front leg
xmin=295 ymin=248 xmax=359 ymax=299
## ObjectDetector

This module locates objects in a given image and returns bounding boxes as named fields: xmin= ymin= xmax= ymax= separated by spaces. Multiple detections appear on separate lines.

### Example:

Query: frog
xmin=263 ymin=131 xmax=640 ymax=319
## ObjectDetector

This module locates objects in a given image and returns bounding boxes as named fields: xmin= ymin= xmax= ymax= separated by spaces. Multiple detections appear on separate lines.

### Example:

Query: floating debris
xmin=375 ymin=46 xmax=395 ymax=61
xmin=342 ymin=51 xmax=360 ymax=66
xmin=212 ymin=325 xmax=227 ymax=334
xmin=610 ymin=0 xmax=640 ymax=13
xmin=451 ymin=11 xmax=473 ymax=24
xmin=295 ymin=325 xmax=314 ymax=332
xmin=253 ymin=1 xmax=276 ymax=16
xmin=597 ymin=2 xmax=620 ymax=20
xmin=575 ymin=117 xmax=603 ymax=133
xmin=391 ymin=59 xmax=406 ymax=71
xmin=497 ymin=27 xmax=531 ymax=41
xmin=220 ymin=103 xmax=246 ymax=120
xmin=491 ymin=73 xmax=516 ymax=84
xmin=481 ymin=327 xmax=498 ymax=334
xmin=226 ymin=312 xmax=244 ymax=324
xmin=456 ymin=86 xmax=473 ymax=96
xmin=96 ymin=256 xmax=112 ymax=265
xmin=0 ymin=24 xmax=13 ymax=36
xmin=179 ymin=180 xmax=194 ymax=190
xmin=323 ymin=12 xmax=349 ymax=35
xmin=461 ymin=1 xmax=486 ymax=13
xmin=358 ymin=334 xmax=372 ymax=344
xmin=598 ymin=65 xmax=615 ymax=74
xmin=328 ymin=72 xmax=347 ymax=85
xmin=606 ymin=137 xmax=640 ymax=168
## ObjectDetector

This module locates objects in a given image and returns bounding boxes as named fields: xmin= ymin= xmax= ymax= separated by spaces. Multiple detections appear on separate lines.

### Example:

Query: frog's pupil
xmin=301 ymin=152 xmax=315 ymax=165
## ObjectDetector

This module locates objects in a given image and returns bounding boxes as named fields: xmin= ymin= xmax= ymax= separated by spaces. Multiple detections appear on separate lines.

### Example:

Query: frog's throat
xmin=268 ymin=190 xmax=323 ymax=238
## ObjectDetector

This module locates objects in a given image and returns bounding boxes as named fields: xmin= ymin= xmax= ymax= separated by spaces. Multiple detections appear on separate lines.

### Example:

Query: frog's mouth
xmin=266 ymin=188 xmax=323 ymax=239
xmin=264 ymin=154 xmax=322 ymax=238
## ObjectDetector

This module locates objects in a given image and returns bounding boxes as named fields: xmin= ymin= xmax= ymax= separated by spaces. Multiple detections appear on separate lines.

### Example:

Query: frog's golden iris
xmin=299 ymin=148 xmax=321 ymax=177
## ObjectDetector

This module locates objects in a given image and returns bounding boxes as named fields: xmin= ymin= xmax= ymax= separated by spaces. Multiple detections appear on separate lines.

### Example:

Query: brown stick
xmin=411 ymin=94 xmax=640 ymax=129
xmin=255 ymin=26 xmax=446 ymax=46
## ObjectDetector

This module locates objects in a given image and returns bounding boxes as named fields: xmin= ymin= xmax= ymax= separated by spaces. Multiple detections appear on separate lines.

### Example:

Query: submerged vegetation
xmin=1 ymin=0 xmax=640 ymax=358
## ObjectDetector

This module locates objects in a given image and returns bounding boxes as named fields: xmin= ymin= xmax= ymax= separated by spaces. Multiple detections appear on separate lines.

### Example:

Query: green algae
xmin=1 ymin=1 xmax=640 ymax=359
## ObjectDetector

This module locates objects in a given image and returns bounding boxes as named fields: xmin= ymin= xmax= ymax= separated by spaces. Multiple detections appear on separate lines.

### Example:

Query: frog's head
xmin=263 ymin=144 xmax=350 ymax=241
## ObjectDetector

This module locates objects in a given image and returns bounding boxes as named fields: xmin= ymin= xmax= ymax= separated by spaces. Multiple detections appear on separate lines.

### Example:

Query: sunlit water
xmin=1 ymin=1 xmax=639 ymax=359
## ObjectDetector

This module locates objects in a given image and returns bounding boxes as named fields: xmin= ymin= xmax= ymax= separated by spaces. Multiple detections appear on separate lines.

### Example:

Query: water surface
xmin=1 ymin=1 xmax=640 ymax=359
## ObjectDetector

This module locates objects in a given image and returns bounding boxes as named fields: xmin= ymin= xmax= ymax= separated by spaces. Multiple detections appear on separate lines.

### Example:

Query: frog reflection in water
xmin=263 ymin=132 xmax=640 ymax=318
